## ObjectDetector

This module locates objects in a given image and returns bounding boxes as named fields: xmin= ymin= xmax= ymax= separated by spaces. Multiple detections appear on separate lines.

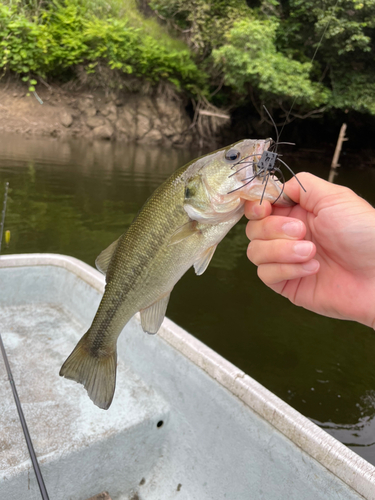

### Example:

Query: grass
xmin=2 ymin=0 xmax=188 ymax=52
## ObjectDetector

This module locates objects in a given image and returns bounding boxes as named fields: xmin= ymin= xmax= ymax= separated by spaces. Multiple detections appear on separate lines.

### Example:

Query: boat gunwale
xmin=1 ymin=252 xmax=374 ymax=499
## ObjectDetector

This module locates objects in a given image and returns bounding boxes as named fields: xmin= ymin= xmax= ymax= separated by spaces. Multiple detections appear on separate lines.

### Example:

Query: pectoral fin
xmin=95 ymin=237 xmax=120 ymax=275
xmin=194 ymin=245 xmax=217 ymax=276
xmin=140 ymin=293 xmax=171 ymax=335
xmin=169 ymin=220 xmax=201 ymax=245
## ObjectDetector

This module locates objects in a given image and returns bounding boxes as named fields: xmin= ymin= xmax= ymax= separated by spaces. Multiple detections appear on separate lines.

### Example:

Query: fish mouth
xmin=245 ymin=175 xmax=296 ymax=207
xmin=229 ymin=163 xmax=295 ymax=208
xmin=227 ymin=139 xmax=296 ymax=207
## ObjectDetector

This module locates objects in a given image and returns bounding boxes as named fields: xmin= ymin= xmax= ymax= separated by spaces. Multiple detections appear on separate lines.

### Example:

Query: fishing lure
xmin=228 ymin=106 xmax=306 ymax=204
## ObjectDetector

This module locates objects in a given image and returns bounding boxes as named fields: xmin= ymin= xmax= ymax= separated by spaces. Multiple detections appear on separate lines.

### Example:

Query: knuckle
xmin=257 ymin=265 xmax=266 ymax=282
xmin=261 ymin=217 xmax=281 ymax=240
xmin=257 ymin=263 xmax=287 ymax=285
xmin=278 ymin=263 xmax=289 ymax=279
xmin=245 ymin=221 xmax=253 ymax=240
xmin=257 ymin=264 xmax=271 ymax=284
xmin=246 ymin=220 xmax=259 ymax=240
xmin=246 ymin=241 xmax=258 ymax=264
xmin=262 ymin=224 xmax=274 ymax=239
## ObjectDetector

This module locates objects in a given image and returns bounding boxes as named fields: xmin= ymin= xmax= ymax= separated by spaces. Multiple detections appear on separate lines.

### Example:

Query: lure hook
xmin=228 ymin=106 xmax=305 ymax=203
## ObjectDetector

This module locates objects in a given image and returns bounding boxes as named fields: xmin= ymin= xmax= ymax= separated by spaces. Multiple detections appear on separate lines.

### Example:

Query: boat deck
xmin=0 ymin=301 xmax=169 ymax=500
xmin=1 ymin=254 xmax=375 ymax=500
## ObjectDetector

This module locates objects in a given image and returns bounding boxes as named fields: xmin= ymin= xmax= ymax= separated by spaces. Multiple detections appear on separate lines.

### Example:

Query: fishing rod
xmin=0 ymin=182 xmax=50 ymax=500
xmin=0 ymin=337 xmax=50 ymax=500
xmin=0 ymin=181 xmax=8 ymax=254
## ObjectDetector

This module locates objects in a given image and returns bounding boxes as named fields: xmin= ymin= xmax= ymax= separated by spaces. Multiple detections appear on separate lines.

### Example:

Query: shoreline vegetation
xmin=0 ymin=0 xmax=375 ymax=148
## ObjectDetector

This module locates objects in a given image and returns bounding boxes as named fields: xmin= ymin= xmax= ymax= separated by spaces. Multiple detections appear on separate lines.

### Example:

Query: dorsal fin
xmin=95 ymin=237 xmax=120 ymax=275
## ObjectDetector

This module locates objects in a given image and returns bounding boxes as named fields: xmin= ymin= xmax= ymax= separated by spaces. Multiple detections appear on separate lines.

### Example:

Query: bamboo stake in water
xmin=328 ymin=123 xmax=348 ymax=183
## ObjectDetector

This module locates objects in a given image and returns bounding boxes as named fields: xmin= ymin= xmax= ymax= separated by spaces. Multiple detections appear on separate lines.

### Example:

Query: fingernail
xmin=249 ymin=204 xmax=264 ymax=219
xmin=293 ymin=241 xmax=313 ymax=257
xmin=282 ymin=221 xmax=303 ymax=237
xmin=302 ymin=260 xmax=319 ymax=272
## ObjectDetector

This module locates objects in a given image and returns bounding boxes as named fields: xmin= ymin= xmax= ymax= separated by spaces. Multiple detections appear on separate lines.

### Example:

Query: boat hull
xmin=0 ymin=254 xmax=374 ymax=500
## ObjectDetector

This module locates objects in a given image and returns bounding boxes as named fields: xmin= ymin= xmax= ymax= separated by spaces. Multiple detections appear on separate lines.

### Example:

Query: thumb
xmin=283 ymin=172 xmax=349 ymax=212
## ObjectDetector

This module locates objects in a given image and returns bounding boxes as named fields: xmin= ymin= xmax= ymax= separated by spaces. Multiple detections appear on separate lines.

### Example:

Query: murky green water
xmin=1 ymin=134 xmax=375 ymax=465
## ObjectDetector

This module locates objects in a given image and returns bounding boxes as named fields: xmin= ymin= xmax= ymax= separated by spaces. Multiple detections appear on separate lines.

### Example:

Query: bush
xmin=148 ymin=0 xmax=375 ymax=117
xmin=0 ymin=1 xmax=206 ymax=94
xmin=212 ymin=18 xmax=330 ymax=107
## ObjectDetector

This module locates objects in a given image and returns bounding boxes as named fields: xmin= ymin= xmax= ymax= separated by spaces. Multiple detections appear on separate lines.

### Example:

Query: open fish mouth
xmin=228 ymin=159 xmax=295 ymax=207
xmin=227 ymin=140 xmax=304 ymax=207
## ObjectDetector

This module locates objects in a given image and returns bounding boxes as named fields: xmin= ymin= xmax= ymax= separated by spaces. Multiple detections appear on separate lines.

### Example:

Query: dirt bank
xmin=0 ymin=80 xmax=202 ymax=147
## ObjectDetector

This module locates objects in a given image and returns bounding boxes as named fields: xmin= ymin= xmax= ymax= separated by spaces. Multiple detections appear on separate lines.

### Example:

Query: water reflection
xmin=1 ymin=134 xmax=375 ymax=465
xmin=313 ymin=390 xmax=375 ymax=464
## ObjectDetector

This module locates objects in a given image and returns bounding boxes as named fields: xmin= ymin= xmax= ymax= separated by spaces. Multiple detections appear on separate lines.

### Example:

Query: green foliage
xmin=148 ymin=0 xmax=375 ymax=117
xmin=2 ymin=0 xmax=375 ymax=117
xmin=22 ymin=74 xmax=37 ymax=93
xmin=212 ymin=18 xmax=329 ymax=107
xmin=149 ymin=0 xmax=249 ymax=55
xmin=330 ymin=69 xmax=375 ymax=115
xmin=282 ymin=0 xmax=375 ymax=56
xmin=0 ymin=3 xmax=46 ymax=75
xmin=0 ymin=0 xmax=206 ymax=94
xmin=272 ymin=0 xmax=375 ymax=114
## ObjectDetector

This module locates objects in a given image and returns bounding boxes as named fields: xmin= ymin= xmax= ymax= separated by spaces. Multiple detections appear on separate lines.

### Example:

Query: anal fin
xmin=95 ymin=237 xmax=120 ymax=275
xmin=140 ymin=293 xmax=171 ymax=334
xmin=194 ymin=245 xmax=217 ymax=276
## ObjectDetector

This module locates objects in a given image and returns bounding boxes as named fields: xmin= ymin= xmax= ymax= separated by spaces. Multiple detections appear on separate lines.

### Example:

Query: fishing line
xmin=0 ymin=336 xmax=50 ymax=500
xmin=0 ymin=182 xmax=50 ymax=500
xmin=239 ymin=0 xmax=342 ymax=202
xmin=278 ymin=0 xmax=341 ymax=139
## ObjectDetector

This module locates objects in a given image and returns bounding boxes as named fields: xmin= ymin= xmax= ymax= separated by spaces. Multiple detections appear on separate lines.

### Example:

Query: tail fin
xmin=59 ymin=333 xmax=117 ymax=410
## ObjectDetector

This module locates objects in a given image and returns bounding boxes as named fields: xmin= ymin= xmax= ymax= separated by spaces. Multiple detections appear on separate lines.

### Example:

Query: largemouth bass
xmin=60 ymin=139 xmax=293 ymax=409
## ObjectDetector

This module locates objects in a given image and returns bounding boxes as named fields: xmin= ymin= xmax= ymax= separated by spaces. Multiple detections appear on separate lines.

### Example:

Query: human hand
xmin=245 ymin=173 xmax=375 ymax=329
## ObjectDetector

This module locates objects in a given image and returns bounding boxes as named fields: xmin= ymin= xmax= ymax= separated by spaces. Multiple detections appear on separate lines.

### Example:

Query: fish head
xmin=182 ymin=139 xmax=294 ymax=224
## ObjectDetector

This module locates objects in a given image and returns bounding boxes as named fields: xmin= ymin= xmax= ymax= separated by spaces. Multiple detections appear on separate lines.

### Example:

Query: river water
xmin=1 ymin=133 xmax=375 ymax=465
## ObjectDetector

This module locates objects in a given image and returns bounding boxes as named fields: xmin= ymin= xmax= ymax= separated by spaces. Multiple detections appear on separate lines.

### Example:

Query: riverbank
xmin=0 ymin=80 xmax=204 ymax=147
xmin=2 ymin=79 xmax=375 ymax=165
xmin=2 ymin=0 xmax=375 ymax=154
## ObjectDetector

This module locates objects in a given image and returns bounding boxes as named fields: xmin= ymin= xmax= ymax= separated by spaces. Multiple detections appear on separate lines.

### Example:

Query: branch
xmin=210 ymin=77 xmax=225 ymax=97
xmin=154 ymin=9 xmax=192 ymax=33
xmin=279 ymin=105 xmax=327 ymax=122
xmin=198 ymin=110 xmax=230 ymax=119
xmin=38 ymin=76 xmax=52 ymax=90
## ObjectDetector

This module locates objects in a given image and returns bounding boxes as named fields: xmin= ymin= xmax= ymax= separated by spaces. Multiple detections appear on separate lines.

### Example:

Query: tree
xmin=149 ymin=0 xmax=375 ymax=117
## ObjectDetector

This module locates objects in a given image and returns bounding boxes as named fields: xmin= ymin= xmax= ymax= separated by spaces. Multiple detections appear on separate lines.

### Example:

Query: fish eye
xmin=225 ymin=149 xmax=240 ymax=162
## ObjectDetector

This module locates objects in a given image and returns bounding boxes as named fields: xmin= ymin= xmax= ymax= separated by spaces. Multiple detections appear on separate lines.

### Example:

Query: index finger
xmin=246 ymin=216 xmax=306 ymax=241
